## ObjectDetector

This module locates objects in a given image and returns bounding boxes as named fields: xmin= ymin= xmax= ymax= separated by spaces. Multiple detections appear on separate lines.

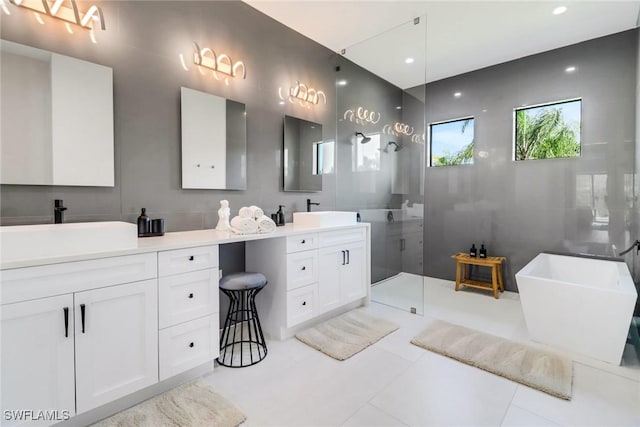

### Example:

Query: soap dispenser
xmin=276 ymin=205 xmax=285 ymax=226
xmin=137 ymin=208 xmax=151 ymax=236
xmin=469 ymin=244 xmax=477 ymax=257
xmin=479 ymin=244 xmax=487 ymax=258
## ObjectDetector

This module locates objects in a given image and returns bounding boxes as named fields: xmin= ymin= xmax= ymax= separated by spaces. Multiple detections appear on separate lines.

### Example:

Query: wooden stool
xmin=451 ymin=252 xmax=506 ymax=299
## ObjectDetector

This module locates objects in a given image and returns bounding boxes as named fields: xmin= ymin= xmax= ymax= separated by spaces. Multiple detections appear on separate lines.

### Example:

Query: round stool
xmin=217 ymin=272 xmax=268 ymax=368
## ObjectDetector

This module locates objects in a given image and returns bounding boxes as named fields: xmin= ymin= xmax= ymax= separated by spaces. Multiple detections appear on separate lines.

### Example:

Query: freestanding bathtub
xmin=515 ymin=253 xmax=637 ymax=365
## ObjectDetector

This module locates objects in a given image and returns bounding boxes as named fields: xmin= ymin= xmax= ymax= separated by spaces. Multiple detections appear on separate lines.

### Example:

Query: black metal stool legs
xmin=218 ymin=287 xmax=268 ymax=367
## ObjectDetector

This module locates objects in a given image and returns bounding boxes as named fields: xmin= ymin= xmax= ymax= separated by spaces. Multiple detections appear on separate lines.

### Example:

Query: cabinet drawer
xmin=158 ymin=245 xmax=219 ymax=277
xmin=286 ymin=251 xmax=318 ymax=290
xmin=319 ymin=228 xmax=365 ymax=248
xmin=159 ymin=315 xmax=219 ymax=381
xmin=1 ymin=253 xmax=157 ymax=305
xmin=286 ymin=233 xmax=318 ymax=253
xmin=159 ymin=269 xmax=219 ymax=329
xmin=286 ymin=284 xmax=317 ymax=327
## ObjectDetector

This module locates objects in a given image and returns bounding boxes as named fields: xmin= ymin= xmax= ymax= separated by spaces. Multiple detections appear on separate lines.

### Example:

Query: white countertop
xmin=1 ymin=223 xmax=370 ymax=270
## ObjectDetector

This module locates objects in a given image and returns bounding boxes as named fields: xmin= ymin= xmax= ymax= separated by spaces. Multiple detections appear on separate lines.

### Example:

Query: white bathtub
xmin=515 ymin=253 xmax=637 ymax=365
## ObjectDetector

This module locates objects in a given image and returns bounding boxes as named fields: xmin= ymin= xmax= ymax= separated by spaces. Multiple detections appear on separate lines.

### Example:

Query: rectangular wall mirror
xmin=0 ymin=40 xmax=114 ymax=187
xmin=180 ymin=87 xmax=247 ymax=190
xmin=283 ymin=115 xmax=323 ymax=192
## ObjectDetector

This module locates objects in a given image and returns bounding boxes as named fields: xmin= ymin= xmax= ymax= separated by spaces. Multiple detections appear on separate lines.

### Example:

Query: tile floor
xmin=204 ymin=278 xmax=640 ymax=427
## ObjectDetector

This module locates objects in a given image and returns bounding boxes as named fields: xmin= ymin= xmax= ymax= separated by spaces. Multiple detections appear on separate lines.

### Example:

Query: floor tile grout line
xmin=498 ymin=383 xmax=520 ymax=426
xmin=572 ymin=360 xmax=640 ymax=384
xmin=508 ymin=402 xmax=564 ymax=427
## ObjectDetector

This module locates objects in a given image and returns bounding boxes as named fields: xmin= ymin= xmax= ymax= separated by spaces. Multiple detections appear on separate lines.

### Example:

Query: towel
xmin=230 ymin=216 xmax=258 ymax=234
xmin=249 ymin=205 xmax=264 ymax=220
xmin=256 ymin=215 xmax=276 ymax=234
xmin=238 ymin=207 xmax=252 ymax=219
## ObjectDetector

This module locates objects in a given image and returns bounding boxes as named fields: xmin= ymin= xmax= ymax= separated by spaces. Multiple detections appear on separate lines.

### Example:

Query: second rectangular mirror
xmin=181 ymin=87 xmax=247 ymax=190
xmin=283 ymin=115 xmax=324 ymax=192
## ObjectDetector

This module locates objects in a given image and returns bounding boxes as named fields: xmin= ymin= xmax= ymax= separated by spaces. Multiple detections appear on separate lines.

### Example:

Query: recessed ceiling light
xmin=454 ymin=92 xmax=462 ymax=98
xmin=337 ymin=80 xmax=348 ymax=86
xmin=279 ymin=101 xmax=285 ymax=105
xmin=396 ymin=106 xmax=402 ymax=110
xmin=565 ymin=66 xmax=576 ymax=72
xmin=405 ymin=57 xmax=414 ymax=64
xmin=553 ymin=6 xmax=567 ymax=15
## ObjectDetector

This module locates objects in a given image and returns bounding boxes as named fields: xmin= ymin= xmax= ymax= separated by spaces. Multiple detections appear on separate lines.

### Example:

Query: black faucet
xmin=306 ymin=199 xmax=320 ymax=212
xmin=54 ymin=199 xmax=67 ymax=224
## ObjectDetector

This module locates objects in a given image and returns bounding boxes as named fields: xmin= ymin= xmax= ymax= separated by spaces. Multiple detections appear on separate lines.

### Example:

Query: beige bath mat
xmin=91 ymin=380 xmax=246 ymax=427
xmin=296 ymin=309 xmax=399 ymax=360
xmin=411 ymin=320 xmax=573 ymax=399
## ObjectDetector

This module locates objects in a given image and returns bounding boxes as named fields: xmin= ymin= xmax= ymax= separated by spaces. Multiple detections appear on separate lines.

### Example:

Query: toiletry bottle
xmin=276 ymin=205 xmax=285 ymax=226
xmin=470 ymin=244 xmax=477 ymax=257
xmin=479 ymin=244 xmax=487 ymax=258
xmin=137 ymin=208 xmax=150 ymax=236
xmin=356 ymin=212 xmax=361 ymax=223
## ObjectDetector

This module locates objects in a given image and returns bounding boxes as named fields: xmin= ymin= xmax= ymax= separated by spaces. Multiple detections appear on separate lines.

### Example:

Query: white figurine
xmin=216 ymin=200 xmax=231 ymax=231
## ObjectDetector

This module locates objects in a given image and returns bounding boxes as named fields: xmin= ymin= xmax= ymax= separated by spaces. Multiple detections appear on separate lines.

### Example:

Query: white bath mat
xmin=296 ymin=309 xmax=399 ymax=360
xmin=91 ymin=380 xmax=246 ymax=427
xmin=411 ymin=320 xmax=573 ymax=399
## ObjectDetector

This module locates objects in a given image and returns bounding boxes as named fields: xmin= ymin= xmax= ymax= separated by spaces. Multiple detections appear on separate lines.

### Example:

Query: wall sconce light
xmin=180 ymin=42 xmax=246 ymax=85
xmin=7 ymin=0 xmax=106 ymax=30
xmin=343 ymin=107 xmax=381 ymax=125
xmin=278 ymin=81 xmax=326 ymax=107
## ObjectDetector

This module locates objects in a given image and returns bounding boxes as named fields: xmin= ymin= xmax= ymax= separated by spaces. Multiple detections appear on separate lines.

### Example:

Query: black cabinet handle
xmin=301 ymin=239 xmax=306 ymax=244
xmin=80 ymin=304 xmax=86 ymax=333
xmin=301 ymin=266 xmax=306 ymax=271
xmin=189 ymin=342 xmax=194 ymax=348
xmin=188 ymin=256 xmax=194 ymax=261
xmin=188 ymin=293 xmax=194 ymax=299
xmin=302 ymin=301 xmax=306 ymax=306
xmin=346 ymin=250 xmax=350 ymax=265
xmin=341 ymin=250 xmax=345 ymax=265
xmin=63 ymin=307 xmax=69 ymax=338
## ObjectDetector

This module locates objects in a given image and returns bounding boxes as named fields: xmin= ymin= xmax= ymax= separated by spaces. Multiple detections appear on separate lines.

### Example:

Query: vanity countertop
xmin=1 ymin=222 xmax=370 ymax=270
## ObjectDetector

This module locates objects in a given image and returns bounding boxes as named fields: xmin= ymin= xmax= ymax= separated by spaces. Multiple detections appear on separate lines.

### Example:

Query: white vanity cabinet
xmin=157 ymin=245 xmax=220 ymax=381
xmin=1 ymin=295 xmax=76 ymax=426
xmin=247 ymin=225 xmax=369 ymax=339
xmin=0 ymin=253 xmax=158 ymax=425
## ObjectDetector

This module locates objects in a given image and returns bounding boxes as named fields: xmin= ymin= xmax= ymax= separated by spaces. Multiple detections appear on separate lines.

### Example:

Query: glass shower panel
xmin=335 ymin=16 xmax=426 ymax=315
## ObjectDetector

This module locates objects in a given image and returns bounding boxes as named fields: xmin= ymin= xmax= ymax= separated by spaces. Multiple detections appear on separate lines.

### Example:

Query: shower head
xmin=381 ymin=141 xmax=403 ymax=152
xmin=355 ymin=132 xmax=371 ymax=144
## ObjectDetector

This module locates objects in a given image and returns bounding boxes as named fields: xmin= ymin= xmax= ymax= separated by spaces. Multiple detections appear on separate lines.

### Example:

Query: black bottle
xmin=276 ymin=205 xmax=285 ymax=226
xmin=137 ymin=208 xmax=150 ymax=236
xmin=470 ymin=244 xmax=477 ymax=257
xmin=479 ymin=244 xmax=487 ymax=258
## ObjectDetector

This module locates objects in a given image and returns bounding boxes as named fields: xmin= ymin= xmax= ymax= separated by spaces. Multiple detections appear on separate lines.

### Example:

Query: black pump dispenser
xmin=276 ymin=205 xmax=285 ymax=226
xmin=470 ymin=244 xmax=477 ymax=257
xmin=479 ymin=244 xmax=487 ymax=258
xmin=137 ymin=208 xmax=150 ymax=236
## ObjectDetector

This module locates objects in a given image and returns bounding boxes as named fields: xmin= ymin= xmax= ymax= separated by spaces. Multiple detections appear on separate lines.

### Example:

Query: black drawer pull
xmin=301 ymin=239 xmax=306 ymax=244
xmin=341 ymin=250 xmax=345 ymax=265
xmin=302 ymin=301 xmax=306 ymax=306
xmin=188 ymin=293 xmax=194 ymax=299
xmin=63 ymin=307 xmax=69 ymax=338
xmin=346 ymin=250 xmax=350 ymax=264
xmin=80 ymin=304 xmax=86 ymax=333
xmin=188 ymin=256 xmax=194 ymax=261
xmin=189 ymin=342 xmax=195 ymax=348
xmin=301 ymin=266 xmax=306 ymax=271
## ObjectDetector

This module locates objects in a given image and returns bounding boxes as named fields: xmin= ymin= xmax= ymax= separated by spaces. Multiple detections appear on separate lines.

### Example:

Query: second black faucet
xmin=306 ymin=199 xmax=320 ymax=212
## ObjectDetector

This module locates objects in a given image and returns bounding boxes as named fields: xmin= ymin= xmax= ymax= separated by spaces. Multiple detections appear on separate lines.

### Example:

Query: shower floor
xmin=371 ymin=272 xmax=424 ymax=315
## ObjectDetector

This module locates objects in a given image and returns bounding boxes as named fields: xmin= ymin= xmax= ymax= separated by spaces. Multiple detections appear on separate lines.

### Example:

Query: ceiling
xmin=244 ymin=1 xmax=640 ymax=89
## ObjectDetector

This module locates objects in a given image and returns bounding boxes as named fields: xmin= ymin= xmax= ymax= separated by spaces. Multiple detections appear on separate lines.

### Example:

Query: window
xmin=429 ymin=117 xmax=474 ymax=166
xmin=354 ymin=133 xmax=381 ymax=172
xmin=313 ymin=140 xmax=335 ymax=174
xmin=514 ymin=99 xmax=581 ymax=161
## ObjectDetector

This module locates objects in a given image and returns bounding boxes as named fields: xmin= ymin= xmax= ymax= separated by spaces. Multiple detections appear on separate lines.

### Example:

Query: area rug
xmin=411 ymin=320 xmax=573 ymax=400
xmin=91 ymin=380 xmax=246 ymax=427
xmin=295 ymin=309 xmax=399 ymax=360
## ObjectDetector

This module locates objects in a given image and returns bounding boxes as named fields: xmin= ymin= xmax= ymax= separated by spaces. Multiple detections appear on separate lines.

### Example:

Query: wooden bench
xmin=451 ymin=252 xmax=506 ymax=299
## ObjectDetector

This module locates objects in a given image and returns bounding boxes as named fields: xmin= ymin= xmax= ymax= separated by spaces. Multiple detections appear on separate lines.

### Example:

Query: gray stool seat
xmin=218 ymin=272 xmax=268 ymax=368
xmin=220 ymin=272 xmax=267 ymax=291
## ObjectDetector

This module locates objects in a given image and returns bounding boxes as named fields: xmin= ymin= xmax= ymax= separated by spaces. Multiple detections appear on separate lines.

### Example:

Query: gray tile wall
xmin=421 ymin=30 xmax=638 ymax=291
xmin=0 ymin=1 xmax=338 ymax=229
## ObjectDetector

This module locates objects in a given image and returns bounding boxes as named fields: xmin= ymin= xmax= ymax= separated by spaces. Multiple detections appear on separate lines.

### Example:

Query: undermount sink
xmin=0 ymin=221 xmax=138 ymax=263
xmin=293 ymin=211 xmax=358 ymax=228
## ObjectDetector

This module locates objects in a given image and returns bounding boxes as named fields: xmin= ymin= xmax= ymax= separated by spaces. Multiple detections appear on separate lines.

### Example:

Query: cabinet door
xmin=318 ymin=247 xmax=342 ymax=313
xmin=1 ymin=294 xmax=75 ymax=426
xmin=75 ymin=279 xmax=158 ymax=414
xmin=341 ymin=241 xmax=366 ymax=303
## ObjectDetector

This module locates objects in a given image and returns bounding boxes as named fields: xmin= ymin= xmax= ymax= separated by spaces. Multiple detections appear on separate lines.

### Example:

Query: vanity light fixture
xmin=8 ymin=0 xmax=106 ymax=30
xmin=343 ymin=107 xmax=381 ymax=125
xmin=181 ymin=42 xmax=246 ymax=85
xmin=278 ymin=81 xmax=326 ymax=107
xmin=552 ymin=6 xmax=567 ymax=15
